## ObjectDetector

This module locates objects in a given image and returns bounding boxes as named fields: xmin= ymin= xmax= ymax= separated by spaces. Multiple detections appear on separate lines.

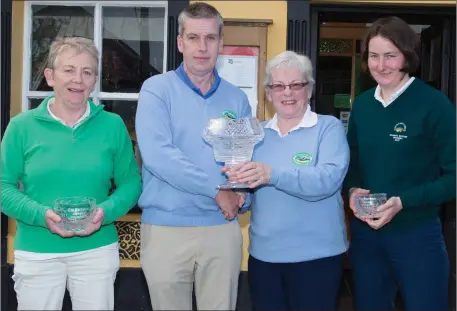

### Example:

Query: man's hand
xmin=348 ymin=187 xmax=370 ymax=219
xmin=45 ymin=210 xmax=75 ymax=238
xmin=236 ymin=192 xmax=246 ymax=207
xmin=74 ymin=208 xmax=105 ymax=237
xmin=364 ymin=197 xmax=403 ymax=230
xmin=216 ymin=190 xmax=244 ymax=220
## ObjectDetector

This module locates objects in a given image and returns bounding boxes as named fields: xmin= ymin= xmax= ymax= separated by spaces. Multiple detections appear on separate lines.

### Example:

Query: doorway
xmin=313 ymin=12 xmax=455 ymax=117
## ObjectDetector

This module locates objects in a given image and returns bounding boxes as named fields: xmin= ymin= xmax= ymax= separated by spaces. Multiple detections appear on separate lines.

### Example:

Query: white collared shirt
xmin=265 ymin=104 xmax=318 ymax=137
xmin=374 ymin=77 xmax=415 ymax=107
xmin=47 ymin=98 xmax=90 ymax=129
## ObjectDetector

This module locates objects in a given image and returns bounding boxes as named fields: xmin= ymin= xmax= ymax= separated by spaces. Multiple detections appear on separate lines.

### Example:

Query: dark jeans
xmin=248 ymin=253 xmax=344 ymax=311
xmin=349 ymin=217 xmax=449 ymax=311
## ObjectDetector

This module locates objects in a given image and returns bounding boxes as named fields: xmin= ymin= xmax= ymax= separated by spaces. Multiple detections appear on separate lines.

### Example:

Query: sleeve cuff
xmin=205 ymin=183 xmax=219 ymax=199
xmin=37 ymin=204 xmax=50 ymax=227
xmin=269 ymin=167 xmax=281 ymax=186
xmin=98 ymin=199 xmax=115 ymax=224
xmin=398 ymin=193 xmax=412 ymax=210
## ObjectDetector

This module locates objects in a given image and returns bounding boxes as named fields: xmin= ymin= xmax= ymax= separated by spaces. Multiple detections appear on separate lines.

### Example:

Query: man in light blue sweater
xmin=135 ymin=2 xmax=251 ymax=310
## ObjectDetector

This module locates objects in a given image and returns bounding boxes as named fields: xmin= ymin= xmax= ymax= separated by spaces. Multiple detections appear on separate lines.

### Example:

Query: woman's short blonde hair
xmin=263 ymin=51 xmax=315 ymax=88
xmin=46 ymin=37 xmax=99 ymax=75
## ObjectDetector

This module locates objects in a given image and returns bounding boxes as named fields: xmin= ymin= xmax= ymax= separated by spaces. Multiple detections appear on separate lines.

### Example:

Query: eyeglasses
xmin=268 ymin=82 xmax=309 ymax=92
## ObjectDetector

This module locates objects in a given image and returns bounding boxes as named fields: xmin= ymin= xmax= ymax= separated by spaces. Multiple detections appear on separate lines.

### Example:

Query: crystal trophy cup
xmin=53 ymin=196 xmax=96 ymax=232
xmin=354 ymin=193 xmax=387 ymax=217
xmin=203 ymin=117 xmax=264 ymax=189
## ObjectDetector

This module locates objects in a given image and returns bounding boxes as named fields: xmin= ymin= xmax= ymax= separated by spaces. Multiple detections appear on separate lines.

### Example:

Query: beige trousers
xmin=140 ymin=222 xmax=242 ymax=310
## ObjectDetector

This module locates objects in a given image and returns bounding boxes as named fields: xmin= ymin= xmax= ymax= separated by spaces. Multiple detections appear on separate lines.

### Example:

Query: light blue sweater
xmin=136 ymin=64 xmax=252 ymax=226
xmin=247 ymin=114 xmax=350 ymax=262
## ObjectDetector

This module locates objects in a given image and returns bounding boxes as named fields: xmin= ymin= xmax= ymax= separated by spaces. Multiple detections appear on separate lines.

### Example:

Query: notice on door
xmin=216 ymin=46 xmax=259 ymax=117
xmin=340 ymin=111 xmax=351 ymax=134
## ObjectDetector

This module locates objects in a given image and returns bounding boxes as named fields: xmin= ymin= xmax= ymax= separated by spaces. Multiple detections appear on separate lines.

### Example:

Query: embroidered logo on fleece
xmin=221 ymin=110 xmax=237 ymax=120
xmin=293 ymin=152 xmax=313 ymax=165
xmin=390 ymin=122 xmax=408 ymax=142
xmin=393 ymin=122 xmax=406 ymax=133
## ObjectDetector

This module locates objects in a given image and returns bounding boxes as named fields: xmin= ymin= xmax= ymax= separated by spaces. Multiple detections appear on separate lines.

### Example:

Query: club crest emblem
xmin=293 ymin=152 xmax=313 ymax=165
xmin=221 ymin=110 xmax=237 ymax=120
xmin=390 ymin=122 xmax=408 ymax=141
xmin=393 ymin=122 xmax=406 ymax=133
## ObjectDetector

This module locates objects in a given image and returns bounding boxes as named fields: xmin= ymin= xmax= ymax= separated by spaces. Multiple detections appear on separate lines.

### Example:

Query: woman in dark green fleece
xmin=1 ymin=37 xmax=141 ymax=310
xmin=345 ymin=17 xmax=455 ymax=311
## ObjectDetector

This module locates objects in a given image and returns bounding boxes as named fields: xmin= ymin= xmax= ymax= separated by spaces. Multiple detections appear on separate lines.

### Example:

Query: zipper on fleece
xmin=34 ymin=106 xmax=104 ymax=142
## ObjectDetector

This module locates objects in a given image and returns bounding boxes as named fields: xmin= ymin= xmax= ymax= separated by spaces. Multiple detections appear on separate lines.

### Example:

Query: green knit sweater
xmin=1 ymin=96 xmax=142 ymax=252
xmin=344 ymin=78 xmax=456 ymax=230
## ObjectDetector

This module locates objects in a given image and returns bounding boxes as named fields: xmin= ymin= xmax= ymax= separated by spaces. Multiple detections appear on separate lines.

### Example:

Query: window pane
xmin=30 ymin=97 xmax=96 ymax=110
xmin=31 ymin=5 xmax=95 ymax=91
xmin=316 ymin=56 xmax=352 ymax=116
xmin=101 ymin=7 xmax=165 ymax=93
xmin=102 ymin=100 xmax=141 ymax=177
xmin=102 ymin=100 xmax=137 ymax=141
xmin=102 ymin=100 xmax=141 ymax=214
xmin=30 ymin=98 xmax=45 ymax=109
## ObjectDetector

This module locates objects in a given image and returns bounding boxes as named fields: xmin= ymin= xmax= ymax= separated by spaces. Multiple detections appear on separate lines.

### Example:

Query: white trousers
xmin=12 ymin=245 xmax=120 ymax=311
xmin=140 ymin=222 xmax=243 ymax=310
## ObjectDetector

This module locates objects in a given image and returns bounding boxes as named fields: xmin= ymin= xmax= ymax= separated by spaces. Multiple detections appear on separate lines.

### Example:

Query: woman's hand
xmin=364 ymin=197 xmax=403 ymax=230
xmin=74 ymin=208 xmax=105 ymax=236
xmin=45 ymin=210 xmax=75 ymax=238
xmin=348 ymin=187 xmax=370 ymax=220
xmin=222 ymin=161 xmax=271 ymax=189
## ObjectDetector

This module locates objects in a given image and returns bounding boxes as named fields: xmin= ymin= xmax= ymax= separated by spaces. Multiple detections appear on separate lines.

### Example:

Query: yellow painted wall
xmin=10 ymin=1 xmax=24 ymax=118
xmin=192 ymin=0 xmax=288 ymax=271
xmin=198 ymin=1 xmax=287 ymax=71
xmin=6 ymin=0 xmax=25 ymax=265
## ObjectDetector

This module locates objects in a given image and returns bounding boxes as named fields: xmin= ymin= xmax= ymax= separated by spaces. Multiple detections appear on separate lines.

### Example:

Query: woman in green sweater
xmin=345 ymin=17 xmax=455 ymax=311
xmin=1 ymin=37 xmax=141 ymax=310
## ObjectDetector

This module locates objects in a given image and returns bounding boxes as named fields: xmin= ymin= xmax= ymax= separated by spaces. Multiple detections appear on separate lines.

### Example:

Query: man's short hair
xmin=178 ymin=2 xmax=224 ymax=36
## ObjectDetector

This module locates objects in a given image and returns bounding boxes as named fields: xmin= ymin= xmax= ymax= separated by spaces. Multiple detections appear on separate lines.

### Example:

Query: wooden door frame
xmin=222 ymin=19 xmax=272 ymax=121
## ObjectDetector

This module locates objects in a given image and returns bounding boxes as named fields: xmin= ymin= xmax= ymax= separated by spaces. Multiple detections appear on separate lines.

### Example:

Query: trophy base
xmin=57 ymin=221 xmax=93 ymax=233
xmin=217 ymin=181 xmax=250 ymax=190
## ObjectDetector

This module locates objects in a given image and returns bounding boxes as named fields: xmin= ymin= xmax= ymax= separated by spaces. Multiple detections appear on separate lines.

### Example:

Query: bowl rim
xmin=355 ymin=193 xmax=387 ymax=198
xmin=54 ymin=196 xmax=96 ymax=207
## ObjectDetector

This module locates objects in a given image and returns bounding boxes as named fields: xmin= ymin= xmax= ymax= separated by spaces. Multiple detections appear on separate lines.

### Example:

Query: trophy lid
xmin=203 ymin=117 xmax=264 ymax=141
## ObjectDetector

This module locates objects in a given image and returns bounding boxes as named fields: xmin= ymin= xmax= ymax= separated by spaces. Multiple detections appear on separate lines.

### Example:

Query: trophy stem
xmin=216 ymin=162 xmax=250 ymax=190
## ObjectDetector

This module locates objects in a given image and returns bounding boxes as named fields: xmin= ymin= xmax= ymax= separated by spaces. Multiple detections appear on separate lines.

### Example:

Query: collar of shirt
xmin=175 ymin=62 xmax=221 ymax=99
xmin=374 ymin=76 xmax=415 ymax=107
xmin=47 ymin=97 xmax=90 ymax=129
xmin=265 ymin=104 xmax=318 ymax=137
